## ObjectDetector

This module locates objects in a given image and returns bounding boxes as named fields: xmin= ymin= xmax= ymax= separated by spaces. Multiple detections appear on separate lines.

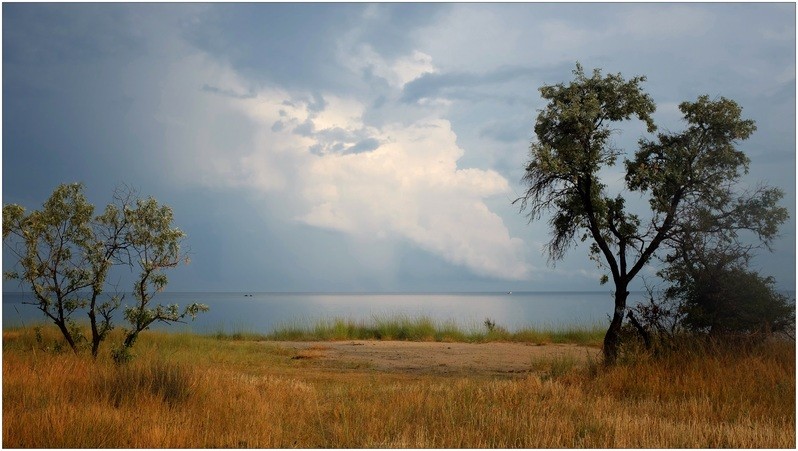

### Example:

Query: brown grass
xmin=2 ymin=326 xmax=794 ymax=448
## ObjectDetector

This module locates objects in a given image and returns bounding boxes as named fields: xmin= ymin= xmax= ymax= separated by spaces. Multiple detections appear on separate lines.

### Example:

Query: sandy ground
xmin=271 ymin=340 xmax=601 ymax=377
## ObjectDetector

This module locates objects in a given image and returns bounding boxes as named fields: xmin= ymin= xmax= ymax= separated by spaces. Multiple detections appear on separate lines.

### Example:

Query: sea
xmin=4 ymin=290 xmax=795 ymax=335
xmin=1 ymin=291 xmax=650 ymax=334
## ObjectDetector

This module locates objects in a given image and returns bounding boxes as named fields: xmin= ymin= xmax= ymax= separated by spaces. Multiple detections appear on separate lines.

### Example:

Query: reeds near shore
xmin=239 ymin=314 xmax=607 ymax=346
xmin=2 ymin=325 xmax=794 ymax=448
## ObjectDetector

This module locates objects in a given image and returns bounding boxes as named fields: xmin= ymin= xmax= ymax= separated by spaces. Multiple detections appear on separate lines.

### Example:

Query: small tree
xmin=662 ymin=246 xmax=794 ymax=338
xmin=516 ymin=64 xmax=788 ymax=363
xmin=3 ymin=184 xmax=97 ymax=353
xmin=627 ymin=250 xmax=794 ymax=353
xmin=120 ymin=196 xmax=208 ymax=350
xmin=3 ymin=183 xmax=207 ymax=358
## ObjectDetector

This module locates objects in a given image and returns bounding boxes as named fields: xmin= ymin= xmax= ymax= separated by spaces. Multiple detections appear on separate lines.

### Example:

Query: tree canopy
xmin=517 ymin=64 xmax=788 ymax=363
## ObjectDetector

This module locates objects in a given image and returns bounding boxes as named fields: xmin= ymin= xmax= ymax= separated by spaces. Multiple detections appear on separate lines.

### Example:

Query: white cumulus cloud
xmin=296 ymin=118 xmax=528 ymax=280
xmin=338 ymin=41 xmax=437 ymax=89
xmin=150 ymin=38 xmax=529 ymax=281
xmin=234 ymin=90 xmax=529 ymax=280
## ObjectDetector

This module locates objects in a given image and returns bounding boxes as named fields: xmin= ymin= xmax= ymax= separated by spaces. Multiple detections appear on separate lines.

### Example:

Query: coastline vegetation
xmin=234 ymin=314 xmax=607 ymax=346
xmin=3 ymin=323 xmax=794 ymax=448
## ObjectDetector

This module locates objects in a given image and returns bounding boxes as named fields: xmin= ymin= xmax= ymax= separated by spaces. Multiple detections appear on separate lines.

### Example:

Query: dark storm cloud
xmin=348 ymin=138 xmax=381 ymax=154
xmin=308 ymin=92 xmax=328 ymax=113
xmin=3 ymin=3 xmax=146 ymax=65
xmin=202 ymin=84 xmax=256 ymax=100
xmin=292 ymin=119 xmax=315 ymax=137
xmin=181 ymin=3 xmax=448 ymax=93
xmin=479 ymin=120 xmax=531 ymax=144
xmin=401 ymin=66 xmax=540 ymax=104
xmin=352 ymin=4 xmax=451 ymax=58
xmin=181 ymin=4 xmax=356 ymax=90
xmin=2 ymin=3 xmax=213 ymax=208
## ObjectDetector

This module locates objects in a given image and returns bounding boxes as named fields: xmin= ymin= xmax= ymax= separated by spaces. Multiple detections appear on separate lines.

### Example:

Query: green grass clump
xmin=208 ymin=321 xmax=270 ymax=341
xmin=3 ymin=315 xmax=605 ymax=347
xmin=264 ymin=315 xmax=605 ymax=346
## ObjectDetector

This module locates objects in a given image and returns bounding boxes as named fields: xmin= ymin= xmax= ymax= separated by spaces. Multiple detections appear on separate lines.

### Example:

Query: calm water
xmin=1 ymin=291 xmax=643 ymax=334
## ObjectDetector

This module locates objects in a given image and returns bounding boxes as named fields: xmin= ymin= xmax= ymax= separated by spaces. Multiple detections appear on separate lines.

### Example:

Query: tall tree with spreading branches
xmin=516 ymin=64 xmax=788 ymax=364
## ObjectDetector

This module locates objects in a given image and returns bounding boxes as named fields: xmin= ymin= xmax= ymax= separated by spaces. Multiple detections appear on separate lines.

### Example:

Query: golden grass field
xmin=2 ymin=325 xmax=795 ymax=448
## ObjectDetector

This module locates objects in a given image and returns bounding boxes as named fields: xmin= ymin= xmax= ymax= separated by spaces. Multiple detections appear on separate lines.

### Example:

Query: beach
xmin=276 ymin=339 xmax=599 ymax=377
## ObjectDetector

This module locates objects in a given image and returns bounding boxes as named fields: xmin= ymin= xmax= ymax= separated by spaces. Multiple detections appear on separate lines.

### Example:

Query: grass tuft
xmin=103 ymin=360 xmax=197 ymax=407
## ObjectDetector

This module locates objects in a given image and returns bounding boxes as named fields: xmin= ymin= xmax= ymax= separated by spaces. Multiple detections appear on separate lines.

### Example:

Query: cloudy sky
xmin=3 ymin=3 xmax=795 ymax=292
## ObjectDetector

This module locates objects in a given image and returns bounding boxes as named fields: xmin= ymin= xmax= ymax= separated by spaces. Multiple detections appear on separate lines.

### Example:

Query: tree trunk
xmin=54 ymin=320 xmax=78 ymax=354
xmin=123 ymin=331 xmax=138 ymax=349
xmin=603 ymin=287 xmax=629 ymax=364
xmin=88 ymin=307 xmax=101 ymax=357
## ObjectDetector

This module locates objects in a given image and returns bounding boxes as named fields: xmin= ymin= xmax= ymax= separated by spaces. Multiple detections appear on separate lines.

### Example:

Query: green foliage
xmin=624 ymin=250 xmax=794 ymax=358
xmin=111 ymin=345 xmax=135 ymax=365
xmin=3 ymin=184 xmax=96 ymax=350
xmin=264 ymin=315 xmax=605 ymax=346
xmin=664 ymin=253 xmax=795 ymax=337
xmin=516 ymin=64 xmax=788 ymax=363
xmin=519 ymin=64 xmax=656 ymax=263
xmin=3 ymin=183 xmax=207 ymax=358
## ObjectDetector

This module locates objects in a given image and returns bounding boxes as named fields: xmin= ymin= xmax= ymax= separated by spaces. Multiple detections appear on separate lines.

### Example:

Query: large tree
xmin=516 ymin=64 xmax=788 ymax=363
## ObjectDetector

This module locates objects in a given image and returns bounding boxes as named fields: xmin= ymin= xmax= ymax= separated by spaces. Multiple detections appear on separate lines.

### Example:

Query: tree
xmin=516 ymin=64 xmax=788 ymax=364
xmin=662 ymin=243 xmax=794 ymax=338
xmin=625 ymin=244 xmax=794 ymax=354
xmin=3 ymin=184 xmax=98 ymax=353
xmin=119 ymin=196 xmax=207 ymax=351
xmin=3 ymin=183 xmax=207 ymax=358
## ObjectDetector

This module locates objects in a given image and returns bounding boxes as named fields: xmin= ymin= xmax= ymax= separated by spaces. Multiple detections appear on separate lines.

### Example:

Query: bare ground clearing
xmin=271 ymin=340 xmax=602 ymax=377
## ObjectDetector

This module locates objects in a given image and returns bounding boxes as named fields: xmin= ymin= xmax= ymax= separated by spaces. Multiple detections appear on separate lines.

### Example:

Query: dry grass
xmin=2 ymin=325 xmax=794 ymax=448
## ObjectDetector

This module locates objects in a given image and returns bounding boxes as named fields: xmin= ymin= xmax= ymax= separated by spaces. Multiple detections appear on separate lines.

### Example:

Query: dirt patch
xmin=271 ymin=340 xmax=601 ymax=377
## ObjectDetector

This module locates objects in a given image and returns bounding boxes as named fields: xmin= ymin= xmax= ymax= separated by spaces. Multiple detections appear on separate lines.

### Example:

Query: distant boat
xmin=507 ymin=291 xmax=512 ymax=295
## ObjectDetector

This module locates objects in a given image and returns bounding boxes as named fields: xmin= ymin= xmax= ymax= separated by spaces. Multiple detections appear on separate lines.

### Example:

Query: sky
xmin=2 ymin=3 xmax=795 ymax=293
